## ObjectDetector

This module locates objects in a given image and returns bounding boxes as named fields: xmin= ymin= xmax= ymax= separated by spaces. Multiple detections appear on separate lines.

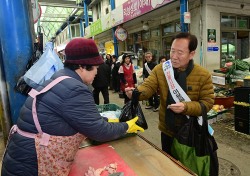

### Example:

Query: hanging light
xmin=142 ymin=21 xmax=149 ymax=31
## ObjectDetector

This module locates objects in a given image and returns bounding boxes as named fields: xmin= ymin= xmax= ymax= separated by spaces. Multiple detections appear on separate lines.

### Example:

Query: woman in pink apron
xmin=1 ymin=38 xmax=144 ymax=176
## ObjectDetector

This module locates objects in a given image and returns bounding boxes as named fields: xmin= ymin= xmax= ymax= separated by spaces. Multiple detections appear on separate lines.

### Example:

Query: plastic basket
xmin=96 ymin=103 xmax=122 ymax=113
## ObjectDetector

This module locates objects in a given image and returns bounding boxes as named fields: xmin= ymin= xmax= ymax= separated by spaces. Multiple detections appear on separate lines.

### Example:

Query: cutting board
xmin=69 ymin=143 xmax=137 ymax=176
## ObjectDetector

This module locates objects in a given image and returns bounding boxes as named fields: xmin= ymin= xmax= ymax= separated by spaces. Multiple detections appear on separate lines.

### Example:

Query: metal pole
xmin=180 ymin=0 xmax=188 ymax=32
xmin=0 ymin=0 xmax=33 ymax=124
xmin=80 ymin=18 xmax=84 ymax=37
xmin=84 ymin=1 xmax=89 ymax=27
xmin=110 ymin=0 xmax=118 ymax=56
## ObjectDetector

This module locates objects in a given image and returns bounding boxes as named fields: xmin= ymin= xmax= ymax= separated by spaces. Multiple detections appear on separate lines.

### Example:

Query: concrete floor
xmin=107 ymin=91 xmax=250 ymax=176
xmin=0 ymin=90 xmax=249 ymax=176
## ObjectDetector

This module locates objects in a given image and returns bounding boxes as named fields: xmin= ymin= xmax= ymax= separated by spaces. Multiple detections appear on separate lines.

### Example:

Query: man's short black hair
xmin=171 ymin=32 xmax=198 ymax=52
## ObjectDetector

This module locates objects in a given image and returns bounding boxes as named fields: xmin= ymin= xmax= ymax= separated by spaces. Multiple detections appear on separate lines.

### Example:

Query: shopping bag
xmin=15 ymin=43 xmax=42 ymax=95
xmin=171 ymin=103 xmax=219 ymax=176
xmin=119 ymin=89 xmax=148 ymax=130
xmin=24 ymin=42 xmax=63 ymax=88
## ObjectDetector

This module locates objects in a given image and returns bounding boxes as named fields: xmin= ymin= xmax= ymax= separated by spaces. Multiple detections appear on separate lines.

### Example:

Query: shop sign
xmin=184 ymin=12 xmax=191 ymax=23
xmin=208 ymin=29 xmax=216 ymax=43
xmin=207 ymin=29 xmax=219 ymax=52
xmin=207 ymin=46 xmax=219 ymax=52
xmin=90 ymin=19 xmax=102 ymax=36
xmin=115 ymin=27 xmax=128 ymax=41
xmin=123 ymin=0 xmax=174 ymax=22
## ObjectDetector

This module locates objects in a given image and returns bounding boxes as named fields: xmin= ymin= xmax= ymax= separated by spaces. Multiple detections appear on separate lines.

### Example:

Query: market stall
xmin=212 ymin=59 xmax=250 ymax=135
xmin=211 ymin=59 xmax=250 ymax=108
xmin=69 ymin=135 xmax=196 ymax=176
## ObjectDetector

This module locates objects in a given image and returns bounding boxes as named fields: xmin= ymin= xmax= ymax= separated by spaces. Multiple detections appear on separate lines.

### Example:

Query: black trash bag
xmin=15 ymin=43 xmax=41 ymax=95
xmin=119 ymin=89 xmax=148 ymax=130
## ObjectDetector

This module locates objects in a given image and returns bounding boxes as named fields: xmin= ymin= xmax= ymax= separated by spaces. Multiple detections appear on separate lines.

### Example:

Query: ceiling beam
xmin=38 ymin=0 xmax=83 ymax=8
xmin=38 ymin=0 xmax=76 ymax=6
xmin=40 ymin=4 xmax=83 ymax=8
xmin=40 ymin=20 xmax=66 ymax=23
xmin=41 ymin=13 xmax=69 ymax=18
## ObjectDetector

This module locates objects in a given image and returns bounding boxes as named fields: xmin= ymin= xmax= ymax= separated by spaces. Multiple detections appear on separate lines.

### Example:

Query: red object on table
xmin=214 ymin=96 xmax=234 ymax=108
xmin=69 ymin=144 xmax=137 ymax=176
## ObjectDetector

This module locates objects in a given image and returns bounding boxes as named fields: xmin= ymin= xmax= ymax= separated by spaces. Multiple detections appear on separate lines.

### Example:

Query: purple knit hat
xmin=64 ymin=38 xmax=104 ymax=65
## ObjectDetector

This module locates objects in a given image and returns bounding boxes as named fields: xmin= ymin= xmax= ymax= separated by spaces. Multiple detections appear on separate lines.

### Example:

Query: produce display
xmin=224 ymin=59 xmax=250 ymax=84
xmin=234 ymin=101 xmax=250 ymax=107
xmin=214 ymin=87 xmax=233 ymax=98
xmin=207 ymin=104 xmax=226 ymax=118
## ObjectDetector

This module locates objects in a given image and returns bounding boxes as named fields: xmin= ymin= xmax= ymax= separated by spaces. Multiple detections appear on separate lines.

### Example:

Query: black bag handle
xmin=131 ymin=89 xmax=141 ymax=117
xmin=200 ymin=102 xmax=210 ymax=136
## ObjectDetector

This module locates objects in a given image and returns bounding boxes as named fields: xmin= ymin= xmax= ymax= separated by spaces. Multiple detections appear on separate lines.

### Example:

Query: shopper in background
xmin=1 ymin=38 xmax=144 ymax=176
xmin=92 ymin=62 xmax=111 ymax=105
xmin=111 ymin=55 xmax=120 ymax=93
xmin=105 ymin=54 xmax=113 ymax=90
xmin=158 ymin=55 xmax=168 ymax=64
xmin=143 ymin=51 xmax=159 ymax=112
xmin=119 ymin=54 xmax=137 ymax=104
xmin=125 ymin=32 xmax=214 ymax=155
xmin=105 ymin=54 xmax=112 ymax=67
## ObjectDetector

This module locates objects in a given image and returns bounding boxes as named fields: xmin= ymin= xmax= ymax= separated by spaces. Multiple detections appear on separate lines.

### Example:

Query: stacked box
xmin=234 ymin=87 xmax=250 ymax=134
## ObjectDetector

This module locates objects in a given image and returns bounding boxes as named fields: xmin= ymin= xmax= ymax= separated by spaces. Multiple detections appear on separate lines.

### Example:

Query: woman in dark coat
xmin=1 ymin=38 xmax=144 ymax=176
xmin=111 ymin=55 xmax=120 ymax=92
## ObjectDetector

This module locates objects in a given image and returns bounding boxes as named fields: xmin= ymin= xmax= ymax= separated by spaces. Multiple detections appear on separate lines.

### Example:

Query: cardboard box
xmin=212 ymin=75 xmax=226 ymax=85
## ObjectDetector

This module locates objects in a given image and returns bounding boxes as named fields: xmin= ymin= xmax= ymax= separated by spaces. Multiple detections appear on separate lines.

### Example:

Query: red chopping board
xmin=69 ymin=144 xmax=137 ymax=176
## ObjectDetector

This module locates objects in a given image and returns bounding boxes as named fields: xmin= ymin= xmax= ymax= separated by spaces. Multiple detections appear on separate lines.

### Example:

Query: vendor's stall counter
xmin=70 ymin=135 xmax=197 ymax=176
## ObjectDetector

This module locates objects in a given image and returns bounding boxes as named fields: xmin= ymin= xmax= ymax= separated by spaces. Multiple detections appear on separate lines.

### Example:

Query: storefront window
xmin=175 ymin=21 xmax=181 ymax=32
xmin=151 ymin=28 xmax=159 ymax=39
xmin=221 ymin=15 xmax=236 ymax=28
xmin=163 ymin=23 xmax=175 ymax=36
xmin=237 ymin=31 xmax=249 ymax=59
xmin=237 ymin=16 xmax=249 ymax=29
xmin=221 ymin=14 xmax=250 ymax=66
xmin=221 ymin=32 xmax=236 ymax=67
xmin=142 ymin=31 xmax=150 ymax=40
xmin=127 ymin=34 xmax=133 ymax=44
xmin=162 ymin=37 xmax=172 ymax=59
xmin=134 ymin=33 xmax=141 ymax=43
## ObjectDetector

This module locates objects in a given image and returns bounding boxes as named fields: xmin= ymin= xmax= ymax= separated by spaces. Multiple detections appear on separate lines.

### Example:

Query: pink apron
xmin=10 ymin=76 xmax=86 ymax=176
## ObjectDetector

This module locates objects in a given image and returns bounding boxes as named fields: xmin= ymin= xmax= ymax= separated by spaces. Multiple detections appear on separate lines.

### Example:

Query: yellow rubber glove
xmin=126 ymin=116 xmax=145 ymax=133
xmin=108 ymin=118 xmax=119 ymax=123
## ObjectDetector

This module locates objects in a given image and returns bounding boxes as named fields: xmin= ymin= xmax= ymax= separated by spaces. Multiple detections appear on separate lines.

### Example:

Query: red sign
xmin=115 ymin=27 xmax=128 ymax=41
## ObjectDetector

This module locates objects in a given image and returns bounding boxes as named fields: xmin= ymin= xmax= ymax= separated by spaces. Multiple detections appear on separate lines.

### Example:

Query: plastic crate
xmin=96 ymin=103 xmax=122 ymax=113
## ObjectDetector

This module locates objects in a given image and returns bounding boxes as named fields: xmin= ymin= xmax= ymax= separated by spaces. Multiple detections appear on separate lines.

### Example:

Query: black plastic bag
xmin=171 ymin=103 xmax=219 ymax=176
xmin=15 ymin=43 xmax=41 ymax=95
xmin=119 ymin=89 xmax=148 ymax=130
xmin=15 ymin=76 xmax=32 ymax=95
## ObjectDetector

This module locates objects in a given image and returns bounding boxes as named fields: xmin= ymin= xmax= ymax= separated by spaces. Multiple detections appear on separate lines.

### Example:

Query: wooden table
xmin=71 ymin=135 xmax=196 ymax=176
